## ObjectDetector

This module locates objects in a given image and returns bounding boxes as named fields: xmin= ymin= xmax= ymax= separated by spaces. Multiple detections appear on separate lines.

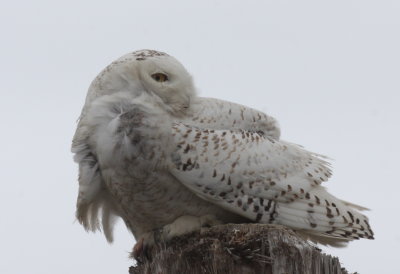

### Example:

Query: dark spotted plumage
xmin=170 ymin=123 xmax=374 ymax=243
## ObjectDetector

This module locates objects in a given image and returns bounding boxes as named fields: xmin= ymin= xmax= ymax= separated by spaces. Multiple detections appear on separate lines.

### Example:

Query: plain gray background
xmin=1 ymin=1 xmax=399 ymax=273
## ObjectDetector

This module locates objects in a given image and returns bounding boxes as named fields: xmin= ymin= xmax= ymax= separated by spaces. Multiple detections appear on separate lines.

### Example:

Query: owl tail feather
xmin=276 ymin=186 xmax=374 ymax=247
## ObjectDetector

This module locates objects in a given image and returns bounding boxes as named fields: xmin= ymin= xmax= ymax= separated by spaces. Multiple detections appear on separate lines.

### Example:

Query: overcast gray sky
xmin=1 ymin=1 xmax=399 ymax=273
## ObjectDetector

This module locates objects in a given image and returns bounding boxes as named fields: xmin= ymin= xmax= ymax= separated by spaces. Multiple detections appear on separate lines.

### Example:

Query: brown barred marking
xmin=326 ymin=207 xmax=334 ymax=218
xmin=255 ymin=213 xmax=263 ymax=222
xmin=253 ymin=205 xmax=259 ymax=212
xmin=348 ymin=211 xmax=355 ymax=222
xmin=248 ymin=181 xmax=255 ymax=189
xmin=178 ymin=140 xmax=186 ymax=145
xmin=265 ymin=200 xmax=273 ymax=211
xmin=268 ymin=202 xmax=277 ymax=222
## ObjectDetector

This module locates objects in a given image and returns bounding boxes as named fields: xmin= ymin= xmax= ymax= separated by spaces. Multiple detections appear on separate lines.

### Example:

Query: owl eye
xmin=151 ymin=73 xmax=169 ymax=82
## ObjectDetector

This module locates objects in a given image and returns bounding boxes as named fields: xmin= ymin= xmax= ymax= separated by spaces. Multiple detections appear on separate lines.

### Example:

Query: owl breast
xmin=90 ymin=99 xmax=242 ymax=238
xmin=101 ymin=164 xmax=242 ymax=238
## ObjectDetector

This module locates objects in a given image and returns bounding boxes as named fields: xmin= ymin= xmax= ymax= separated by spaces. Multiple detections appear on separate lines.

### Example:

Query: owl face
xmin=85 ymin=50 xmax=196 ymax=115
xmin=136 ymin=52 xmax=195 ymax=114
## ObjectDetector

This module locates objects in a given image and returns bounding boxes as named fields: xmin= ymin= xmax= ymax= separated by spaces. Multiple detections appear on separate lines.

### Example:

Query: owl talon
xmin=132 ymin=238 xmax=145 ymax=261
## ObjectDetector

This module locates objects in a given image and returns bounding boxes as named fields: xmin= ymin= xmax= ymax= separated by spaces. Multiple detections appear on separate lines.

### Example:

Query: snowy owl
xmin=72 ymin=50 xmax=374 ymax=256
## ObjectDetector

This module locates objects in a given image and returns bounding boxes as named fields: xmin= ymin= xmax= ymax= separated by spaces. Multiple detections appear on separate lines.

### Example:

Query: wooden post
xmin=130 ymin=224 xmax=349 ymax=274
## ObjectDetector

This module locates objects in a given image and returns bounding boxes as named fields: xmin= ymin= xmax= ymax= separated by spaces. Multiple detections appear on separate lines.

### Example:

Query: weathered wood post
xmin=130 ymin=224 xmax=349 ymax=274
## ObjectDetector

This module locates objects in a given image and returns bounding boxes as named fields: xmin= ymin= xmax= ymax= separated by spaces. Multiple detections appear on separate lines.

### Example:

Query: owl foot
xmin=132 ymin=238 xmax=145 ymax=261
xmin=161 ymin=214 xmax=222 ymax=240
xmin=132 ymin=215 xmax=222 ymax=261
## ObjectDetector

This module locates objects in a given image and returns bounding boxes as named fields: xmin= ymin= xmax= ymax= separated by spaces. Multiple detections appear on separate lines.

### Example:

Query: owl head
xmin=82 ymin=49 xmax=196 ymax=116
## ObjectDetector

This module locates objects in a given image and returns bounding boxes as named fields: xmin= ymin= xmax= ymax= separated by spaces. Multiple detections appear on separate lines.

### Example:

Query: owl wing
xmin=180 ymin=97 xmax=281 ymax=139
xmin=169 ymin=123 xmax=373 ymax=240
